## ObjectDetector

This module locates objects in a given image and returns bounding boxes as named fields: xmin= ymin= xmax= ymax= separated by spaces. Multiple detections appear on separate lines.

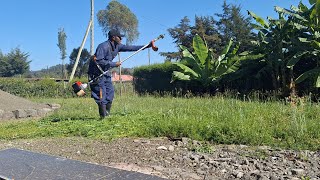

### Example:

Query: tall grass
xmin=0 ymin=94 xmax=319 ymax=150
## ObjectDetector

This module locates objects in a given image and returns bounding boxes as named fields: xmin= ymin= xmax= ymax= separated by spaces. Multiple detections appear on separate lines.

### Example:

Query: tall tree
xmin=97 ymin=0 xmax=139 ymax=44
xmin=0 ymin=47 xmax=30 ymax=77
xmin=215 ymin=0 xmax=256 ymax=52
xmin=160 ymin=17 xmax=192 ymax=61
xmin=192 ymin=16 xmax=221 ymax=55
xmin=67 ymin=48 xmax=91 ymax=78
xmin=57 ymin=28 xmax=67 ymax=79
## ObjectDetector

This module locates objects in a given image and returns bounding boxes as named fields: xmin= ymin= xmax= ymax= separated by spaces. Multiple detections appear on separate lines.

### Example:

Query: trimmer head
xmin=72 ymin=81 xmax=88 ymax=97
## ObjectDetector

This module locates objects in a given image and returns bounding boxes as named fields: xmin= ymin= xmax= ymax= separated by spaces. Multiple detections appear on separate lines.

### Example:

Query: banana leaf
xmin=310 ymin=0 xmax=320 ymax=21
xmin=171 ymin=71 xmax=191 ymax=83
xmin=248 ymin=11 xmax=269 ymax=29
xmin=295 ymin=67 xmax=320 ymax=83
xmin=275 ymin=6 xmax=307 ymax=21
xmin=316 ymin=75 xmax=320 ymax=87
xmin=193 ymin=34 xmax=208 ymax=65
xmin=287 ymin=51 xmax=309 ymax=68
xmin=180 ymin=45 xmax=202 ymax=73
xmin=173 ymin=63 xmax=199 ymax=78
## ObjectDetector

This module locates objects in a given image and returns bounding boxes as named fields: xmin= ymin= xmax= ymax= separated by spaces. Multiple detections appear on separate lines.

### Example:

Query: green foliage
xmin=0 ymin=47 xmax=30 ymax=77
xmin=0 ymin=95 xmax=320 ymax=150
xmin=29 ymin=64 xmax=67 ymax=78
xmin=57 ymin=28 xmax=67 ymax=60
xmin=163 ymin=1 xmax=255 ymax=61
xmin=97 ymin=0 xmax=139 ymax=43
xmin=249 ymin=1 xmax=320 ymax=93
xmin=0 ymin=77 xmax=135 ymax=98
xmin=0 ymin=78 xmax=79 ymax=98
xmin=67 ymin=48 xmax=91 ymax=78
xmin=171 ymin=34 xmax=243 ymax=89
xmin=215 ymin=1 xmax=256 ymax=52
xmin=133 ymin=62 xmax=178 ymax=94
xmin=57 ymin=28 xmax=67 ymax=79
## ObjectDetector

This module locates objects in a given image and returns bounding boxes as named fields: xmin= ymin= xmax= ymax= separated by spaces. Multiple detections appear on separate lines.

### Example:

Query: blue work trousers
xmin=90 ymin=75 xmax=114 ymax=105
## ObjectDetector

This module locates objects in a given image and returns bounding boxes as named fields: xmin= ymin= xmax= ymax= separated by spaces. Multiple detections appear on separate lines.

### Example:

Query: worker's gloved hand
xmin=146 ymin=40 xmax=158 ymax=51
xmin=116 ymin=62 xmax=122 ymax=67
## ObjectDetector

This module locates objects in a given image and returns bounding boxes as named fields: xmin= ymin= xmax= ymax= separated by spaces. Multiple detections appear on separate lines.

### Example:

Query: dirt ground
xmin=0 ymin=90 xmax=319 ymax=179
xmin=0 ymin=90 xmax=48 ymax=111
xmin=0 ymin=137 xmax=319 ymax=180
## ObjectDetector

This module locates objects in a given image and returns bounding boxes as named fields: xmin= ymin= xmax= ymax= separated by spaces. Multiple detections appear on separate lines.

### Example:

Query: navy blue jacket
xmin=88 ymin=40 xmax=144 ymax=76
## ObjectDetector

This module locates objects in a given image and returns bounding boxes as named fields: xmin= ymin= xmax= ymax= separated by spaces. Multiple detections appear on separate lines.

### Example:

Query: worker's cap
xmin=108 ymin=29 xmax=125 ymax=39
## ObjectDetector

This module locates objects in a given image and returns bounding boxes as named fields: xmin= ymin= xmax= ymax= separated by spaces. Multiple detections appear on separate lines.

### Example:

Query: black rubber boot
xmin=106 ymin=102 xmax=112 ymax=116
xmin=98 ymin=104 xmax=107 ymax=119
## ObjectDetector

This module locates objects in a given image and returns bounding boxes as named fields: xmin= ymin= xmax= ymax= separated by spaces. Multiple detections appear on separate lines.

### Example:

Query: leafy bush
xmin=0 ymin=78 xmax=80 ymax=98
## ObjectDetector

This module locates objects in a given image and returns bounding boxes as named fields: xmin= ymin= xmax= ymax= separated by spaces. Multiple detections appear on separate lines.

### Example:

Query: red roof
xmin=111 ymin=71 xmax=133 ymax=82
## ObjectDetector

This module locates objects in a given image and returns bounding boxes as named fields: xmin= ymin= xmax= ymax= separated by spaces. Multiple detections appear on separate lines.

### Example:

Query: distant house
xmin=111 ymin=71 xmax=133 ymax=82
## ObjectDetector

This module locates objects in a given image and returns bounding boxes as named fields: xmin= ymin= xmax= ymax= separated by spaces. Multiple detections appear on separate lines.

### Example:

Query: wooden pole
xmin=69 ymin=20 xmax=92 ymax=82
xmin=90 ymin=0 xmax=94 ymax=55
xmin=118 ymin=53 xmax=122 ymax=96
xmin=148 ymin=48 xmax=151 ymax=65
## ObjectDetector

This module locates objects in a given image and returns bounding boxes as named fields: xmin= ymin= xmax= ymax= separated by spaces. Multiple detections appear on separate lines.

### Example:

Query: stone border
xmin=0 ymin=104 xmax=61 ymax=120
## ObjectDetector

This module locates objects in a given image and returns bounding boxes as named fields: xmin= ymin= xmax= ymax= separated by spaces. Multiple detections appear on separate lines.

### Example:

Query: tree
xmin=163 ymin=1 xmax=253 ymax=61
xmin=192 ymin=16 xmax=221 ymax=55
xmin=163 ymin=16 xmax=221 ymax=61
xmin=215 ymin=0 xmax=256 ymax=53
xmin=97 ymin=0 xmax=139 ymax=43
xmin=0 ymin=48 xmax=31 ymax=77
xmin=67 ymin=48 xmax=91 ymax=78
xmin=161 ymin=17 xmax=193 ymax=62
xmin=57 ymin=28 xmax=67 ymax=79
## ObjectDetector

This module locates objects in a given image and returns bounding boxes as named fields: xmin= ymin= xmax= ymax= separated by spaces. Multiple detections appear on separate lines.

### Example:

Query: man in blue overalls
xmin=88 ymin=29 xmax=156 ymax=118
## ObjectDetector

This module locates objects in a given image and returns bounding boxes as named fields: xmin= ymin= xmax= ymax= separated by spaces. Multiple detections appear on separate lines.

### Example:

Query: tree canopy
xmin=97 ymin=0 xmax=139 ymax=44
xmin=162 ymin=1 xmax=255 ymax=61
xmin=0 ymin=47 xmax=30 ymax=77
xmin=67 ymin=48 xmax=91 ymax=78
xmin=57 ymin=28 xmax=67 ymax=79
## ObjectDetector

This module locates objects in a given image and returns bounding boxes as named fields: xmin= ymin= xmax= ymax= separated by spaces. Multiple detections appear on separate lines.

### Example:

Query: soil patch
xmin=0 ymin=137 xmax=319 ymax=180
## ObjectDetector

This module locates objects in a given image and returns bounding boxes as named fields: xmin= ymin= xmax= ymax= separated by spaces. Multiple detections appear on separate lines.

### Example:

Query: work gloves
xmin=147 ymin=40 xmax=158 ymax=51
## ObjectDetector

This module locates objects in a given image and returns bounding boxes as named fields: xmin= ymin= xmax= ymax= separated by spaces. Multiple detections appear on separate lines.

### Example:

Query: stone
xmin=37 ymin=108 xmax=53 ymax=116
xmin=13 ymin=109 xmax=27 ymax=118
xmin=175 ymin=141 xmax=184 ymax=147
xmin=168 ymin=145 xmax=174 ymax=151
xmin=2 ymin=111 xmax=14 ymax=120
xmin=0 ymin=109 xmax=4 ymax=119
xmin=157 ymin=146 xmax=167 ymax=151
xmin=47 ymin=103 xmax=61 ymax=110
xmin=291 ymin=168 xmax=305 ymax=176
xmin=181 ymin=137 xmax=189 ymax=144
xmin=25 ymin=109 xmax=38 ymax=117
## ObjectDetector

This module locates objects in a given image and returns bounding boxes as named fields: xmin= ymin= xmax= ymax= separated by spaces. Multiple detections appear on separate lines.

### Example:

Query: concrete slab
xmin=0 ymin=148 xmax=167 ymax=180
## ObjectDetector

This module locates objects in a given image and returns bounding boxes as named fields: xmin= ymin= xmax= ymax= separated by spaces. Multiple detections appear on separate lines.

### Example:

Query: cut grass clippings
xmin=0 ymin=95 xmax=319 ymax=150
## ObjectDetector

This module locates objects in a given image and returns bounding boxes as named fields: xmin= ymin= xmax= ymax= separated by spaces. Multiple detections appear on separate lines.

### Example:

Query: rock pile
xmin=0 ymin=90 xmax=60 ymax=120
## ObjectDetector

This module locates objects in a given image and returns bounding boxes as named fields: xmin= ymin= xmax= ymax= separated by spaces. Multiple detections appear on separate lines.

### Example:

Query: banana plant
xmin=286 ymin=0 xmax=320 ymax=87
xmin=248 ymin=10 xmax=290 ymax=91
xmin=248 ymin=0 xmax=320 ymax=93
xmin=171 ymin=34 xmax=242 ymax=88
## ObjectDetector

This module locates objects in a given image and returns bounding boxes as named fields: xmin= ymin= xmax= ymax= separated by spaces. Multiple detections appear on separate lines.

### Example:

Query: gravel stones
xmin=0 ymin=137 xmax=319 ymax=180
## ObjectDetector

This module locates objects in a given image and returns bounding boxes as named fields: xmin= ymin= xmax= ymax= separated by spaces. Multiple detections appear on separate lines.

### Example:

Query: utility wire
xmin=140 ymin=15 xmax=171 ymax=32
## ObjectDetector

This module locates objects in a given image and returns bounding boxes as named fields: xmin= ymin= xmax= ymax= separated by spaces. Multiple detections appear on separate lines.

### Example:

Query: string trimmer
xmin=72 ymin=34 xmax=165 ymax=96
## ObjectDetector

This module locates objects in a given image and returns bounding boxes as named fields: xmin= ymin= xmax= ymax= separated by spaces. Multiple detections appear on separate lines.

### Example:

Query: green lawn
xmin=0 ymin=95 xmax=319 ymax=150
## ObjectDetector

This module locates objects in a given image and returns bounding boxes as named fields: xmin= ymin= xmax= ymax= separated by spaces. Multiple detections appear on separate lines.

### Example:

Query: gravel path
xmin=0 ymin=137 xmax=319 ymax=180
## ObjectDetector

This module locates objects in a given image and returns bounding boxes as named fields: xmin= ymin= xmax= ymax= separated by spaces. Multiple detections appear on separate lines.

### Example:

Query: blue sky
xmin=0 ymin=0 xmax=310 ymax=71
